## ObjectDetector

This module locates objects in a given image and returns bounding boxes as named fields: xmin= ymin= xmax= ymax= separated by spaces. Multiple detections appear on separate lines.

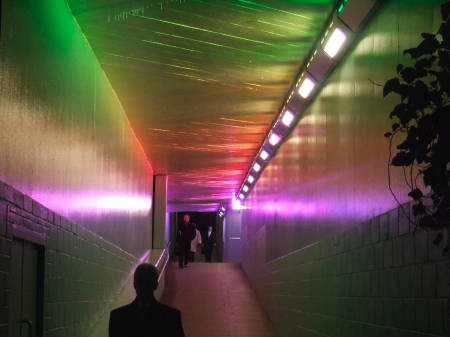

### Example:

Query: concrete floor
xmin=161 ymin=262 xmax=277 ymax=337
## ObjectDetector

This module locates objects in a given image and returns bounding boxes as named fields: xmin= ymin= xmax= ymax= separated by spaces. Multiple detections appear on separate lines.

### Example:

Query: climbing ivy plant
xmin=383 ymin=1 xmax=450 ymax=246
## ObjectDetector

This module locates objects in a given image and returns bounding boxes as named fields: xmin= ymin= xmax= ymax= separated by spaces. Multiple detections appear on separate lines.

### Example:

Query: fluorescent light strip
xmin=281 ymin=110 xmax=294 ymax=127
xmin=324 ymin=27 xmax=347 ymax=58
xmin=269 ymin=133 xmax=281 ymax=146
xmin=253 ymin=163 xmax=261 ymax=172
xmin=260 ymin=150 xmax=269 ymax=160
xmin=298 ymin=77 xmax=315 ymax=98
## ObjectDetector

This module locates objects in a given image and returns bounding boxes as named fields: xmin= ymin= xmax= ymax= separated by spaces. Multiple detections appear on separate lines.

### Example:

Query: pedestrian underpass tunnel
xmin=0 ymin=0 xmax=449 ymax=336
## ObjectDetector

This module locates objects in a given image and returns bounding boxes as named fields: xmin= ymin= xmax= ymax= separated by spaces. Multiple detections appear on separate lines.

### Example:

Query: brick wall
xmin=0 ymin=180 xmax=147 ymax=337
xmin=242 ymin=202 xmax=449 ymax=337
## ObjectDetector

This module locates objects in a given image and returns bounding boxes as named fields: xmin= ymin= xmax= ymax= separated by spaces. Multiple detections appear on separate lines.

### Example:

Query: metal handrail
xmin=155 ymin=241 xmax=170 ymax=282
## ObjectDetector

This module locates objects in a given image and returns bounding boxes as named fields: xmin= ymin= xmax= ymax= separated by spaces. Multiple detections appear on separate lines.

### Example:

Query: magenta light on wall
xmin=33 ymin=190 xmax=152 ymax=214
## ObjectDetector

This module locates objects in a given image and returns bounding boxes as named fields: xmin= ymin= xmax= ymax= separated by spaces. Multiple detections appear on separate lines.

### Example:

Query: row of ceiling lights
xmin=236 ymin=0 xmax=377 ymax=203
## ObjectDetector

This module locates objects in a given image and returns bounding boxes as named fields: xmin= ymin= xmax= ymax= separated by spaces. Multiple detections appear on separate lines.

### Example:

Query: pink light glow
xmin=255 ymin=201 xmax=317 ymax=217
xmin=232 ymin=198 xmax=246 ymax=210
xmin=32 ymin=190 xmax=152 ymax=214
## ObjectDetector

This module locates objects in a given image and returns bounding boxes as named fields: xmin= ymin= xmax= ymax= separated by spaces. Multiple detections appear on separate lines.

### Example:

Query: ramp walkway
xmin=161 ymin=262 xmax=277 ymax=337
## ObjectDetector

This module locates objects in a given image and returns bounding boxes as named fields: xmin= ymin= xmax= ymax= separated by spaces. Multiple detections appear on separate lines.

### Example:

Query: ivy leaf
xmin=415 ymin=57 xmax=434 ymax=70
xmin=433 ymin=232 xmax=443 ymax=246
xmin=397 ymin=139 xmax=410 ymax=150
xmin=384 ymin=78 xmax=400 ymax=97
xmin=438 ymin=50 xmax=450 ymax=68
xmin=389 ymin=104 xmax=404 ymax=119
xmin=408 ymin=188 xmax=424 ymax=201
xmin=405 ymin=34 xmax=439 ymax=58
xmin=413 ymin=202 xmax=426 ymax=216
xmin=423 ymin=166 xmax=435 ymax=186
xmin=400 ymin=67 xmax=420 ymax=83
xmin=384 ymin=132 xmax=392 ymax=138
xmin=391 ymin=151 xmax=414 ymax=166
xmin=437 ymin=71 xmax=450 ymax=95
xmin=441 ymin=1 xmax=450 ymax=20
xmin=419 ymin=215 xmax=435 ymax=228
xmin=404 ymin=47 xmax=421 ymax=59
xmin=397 ymin=64 xmax=404 ymax=73
xmin=439 ymin=21 xmax=450 ymax=47
xmin=392 ymin=123 xmax=400 ymax=131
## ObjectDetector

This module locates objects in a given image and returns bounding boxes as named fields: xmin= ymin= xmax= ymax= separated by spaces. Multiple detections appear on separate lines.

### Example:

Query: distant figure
xmin=190 ymin=224 xmax=202 ymax=262
xmin=109 ymin=263 xmax=185 ymax=337
xmin=203 ymin=225 xmax=216 ymax=262
xmin=177 ymin=214 xmax=196 ymax=268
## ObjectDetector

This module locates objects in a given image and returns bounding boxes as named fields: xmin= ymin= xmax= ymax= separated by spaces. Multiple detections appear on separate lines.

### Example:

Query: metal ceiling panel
xmin=68 ymin=0 xmax=334 ymax=210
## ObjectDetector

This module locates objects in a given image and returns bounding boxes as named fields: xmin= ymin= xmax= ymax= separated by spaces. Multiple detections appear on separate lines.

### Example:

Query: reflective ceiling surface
xmin=68 ymin=0 xmax=334 ymax=210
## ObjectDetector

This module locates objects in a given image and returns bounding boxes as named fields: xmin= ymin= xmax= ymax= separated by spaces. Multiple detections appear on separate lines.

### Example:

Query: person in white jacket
xmin=190 ymin=224 xmax=202 ymax=262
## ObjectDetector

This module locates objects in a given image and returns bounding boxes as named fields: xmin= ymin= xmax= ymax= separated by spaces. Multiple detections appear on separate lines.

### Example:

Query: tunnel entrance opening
xmin=169 ymin=211 xmax=223 ymax=263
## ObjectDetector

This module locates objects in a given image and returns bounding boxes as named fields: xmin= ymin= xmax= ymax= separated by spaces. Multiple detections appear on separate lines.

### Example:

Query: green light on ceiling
xmin=130 ymin=14 xmax=275 ymax=46
xmin=141 ymin=39 xmax=203 ymax=53
xmin=236 ymin=0 xmax=312 ymax=20
xmin=338 ymin=0 xmax=349 ymax=13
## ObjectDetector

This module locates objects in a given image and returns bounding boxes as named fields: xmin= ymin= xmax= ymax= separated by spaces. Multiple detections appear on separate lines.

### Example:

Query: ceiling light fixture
xmin=298 ymin=77 xmax=315 ymax=99
xmin=323 ymin=27 xmax=347 ymax=58
xmin=243 ymin=185 xmax=249 ymax=192
xmin=269 ymin=133 xmax=281 ymax=146
xmin=239 ymin=193 xmax=245 ymax=200
xmin=260 ymin=150 xmax=269 ymax=160
xmin=253 ymin=163 xmax=261 ymax=172
xmin=281 ymin=110 xmax=295 ymax=127
xmin=247 ymin=175 xmax=255 ymax=184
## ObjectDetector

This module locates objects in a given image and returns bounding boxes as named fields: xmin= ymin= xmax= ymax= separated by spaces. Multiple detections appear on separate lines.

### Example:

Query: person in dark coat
xmin=109 ymin=263 xmax=185 ymax=337
xmin=177 ymin=214 xmax=196 ymax=268
xmin=203 ymin=225 xmax=216 ymax=262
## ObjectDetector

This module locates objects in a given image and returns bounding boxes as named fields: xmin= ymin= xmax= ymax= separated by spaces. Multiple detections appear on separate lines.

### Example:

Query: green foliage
xmin=384 ymin=1 xmax=450 ymax=239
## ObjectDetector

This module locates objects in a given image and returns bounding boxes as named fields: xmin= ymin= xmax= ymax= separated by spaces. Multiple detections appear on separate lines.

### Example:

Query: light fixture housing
xmin=281 ymin=110 xmax=295 ymax=127
xmin=338 ymin=0 xmax=376 ymax=32
xmin=323 ymin=27 xmax=347 ymax=58
xmin=269 ymin=133 xmax=281 ymax=146
xmin=298 ymin=76 xmax=316 ymax=99
xmin=235 ymin=0 xmax=379 ymax=214
xmin=260 ymin=150 xmax=269 ymax=160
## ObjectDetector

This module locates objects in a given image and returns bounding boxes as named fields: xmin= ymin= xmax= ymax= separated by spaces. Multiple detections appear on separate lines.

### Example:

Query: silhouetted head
xmin=133 ymin=263 xmax=159 ymax=300
xmin=183 ymin=214 xmax=190 ymax=224
xmin=208 ymin=225 xmax=213 ymax=231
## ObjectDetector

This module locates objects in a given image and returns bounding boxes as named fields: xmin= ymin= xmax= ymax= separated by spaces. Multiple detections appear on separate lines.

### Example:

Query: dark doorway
xmin=9 ymin=239 xmax=44 ymax=337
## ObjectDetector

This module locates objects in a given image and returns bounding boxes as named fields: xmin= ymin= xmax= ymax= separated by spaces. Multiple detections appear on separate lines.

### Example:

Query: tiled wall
xmin=0 ymin=181 xmax=147 ymax=337
xmin=243 ymin=202 xmax=449 ymax=336
xmin=241 ymin=1 xmax=449 ymax=336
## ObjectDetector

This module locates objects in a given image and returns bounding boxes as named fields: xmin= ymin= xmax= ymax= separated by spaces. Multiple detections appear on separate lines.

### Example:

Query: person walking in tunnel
xmin=109 ymin=263 xmax=185 ymax=337
xmin=203 ymin=225 xmax=216 ymax=262
xmin=190 ymin=223 xmax=202 ymax=262
xmin=177 ymin=214 xmax=196 ymax=268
